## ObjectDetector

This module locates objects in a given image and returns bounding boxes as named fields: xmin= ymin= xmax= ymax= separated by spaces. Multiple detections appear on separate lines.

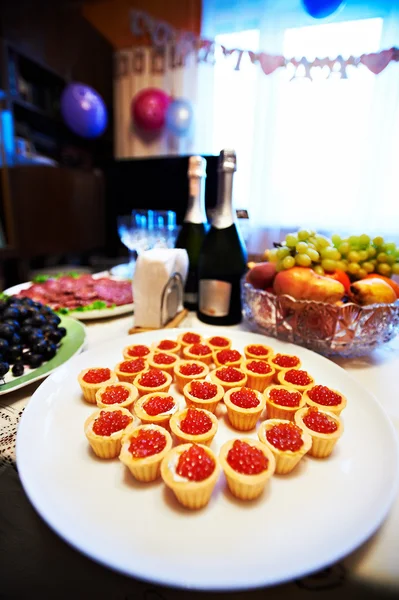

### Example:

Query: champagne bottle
xmin=175 ymin=155 xmax=208 ymax=310
xmin=197 ymin=149 xmax=247 ymax=325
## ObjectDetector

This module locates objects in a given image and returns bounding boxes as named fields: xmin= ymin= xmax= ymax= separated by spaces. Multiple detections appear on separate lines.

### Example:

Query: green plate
xmin=0 ymin=317 xmax=86 ymax=395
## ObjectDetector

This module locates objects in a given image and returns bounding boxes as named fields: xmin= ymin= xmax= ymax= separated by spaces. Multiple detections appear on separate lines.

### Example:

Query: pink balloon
xmin=132 ymin=88 xmax=170 ymax=131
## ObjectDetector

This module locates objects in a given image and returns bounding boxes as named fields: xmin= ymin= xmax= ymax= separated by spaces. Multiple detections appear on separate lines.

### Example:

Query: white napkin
xmin=133 ymin=248 xmax=189 ymax=328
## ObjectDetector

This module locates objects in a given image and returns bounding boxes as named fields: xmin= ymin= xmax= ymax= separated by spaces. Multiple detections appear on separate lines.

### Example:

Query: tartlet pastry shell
xmin=224 ymin=387 xmax=266 ymax=431
xmin=174 ymin=360 xmax=210 ymax=393
xmin=114 ymin=359 xmax=147 ymax=384
xmin=133 ymin=392 xmax=178 ymax=428
xmin=241 ymin=360 xmax=276 ymax=392
xmin=95 ymin=382 xmax=138 ymax=411
xmin=119 ymin=424 xmax=173 ymax=482
xmin=295 ymin=407 xmax=343 ymax=458
xmin=264 ymin=385 xmax=305 ymax=421
xmin=133 ymin=369 xmax=172 ymax=397
xmin=169 ymin=408 xmax=218 ymax=445
xmin=209 ymin=368 xmax=248 ymax=393
xmin=277 ymin=369 xmax=314 ymax=392
xmin=303 ymin=387 xmax=347 ymax=416
xmin=183 ymin=380 xmax=224 ymax=413
xmin=183 ymin=345 xmax=213 ymax=366
xmin=258 ymin=418 xmax=312 ymax=474
xmin=78 ymin=368 xmax=117 ymax=403
xmin=84 ymin=406 xmax=136 ymax=458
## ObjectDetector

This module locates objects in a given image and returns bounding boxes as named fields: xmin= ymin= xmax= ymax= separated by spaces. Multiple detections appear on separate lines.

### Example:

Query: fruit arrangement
xmin=247 ymin=230 xmax=399 ymax=306
xmin=0 ymin=295 xmax=67 ymax=381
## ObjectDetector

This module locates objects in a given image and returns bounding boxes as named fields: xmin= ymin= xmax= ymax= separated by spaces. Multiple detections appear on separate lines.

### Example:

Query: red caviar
xmin=208 ymin=336 xmax=229 ymax=347
xmin=190 ymin=381 xmax=218 ymax=400
xmin=230 ymin=388 xmax=259 ymax=409
xmin=180 ymin=408 xmax=212 ymax=435
xmin=179 ymin=363 xmax=204 ymax=376
xmin=247 ymin=345 xmax=269 ymax=356
xmin=272 ymin=354 xmax=300 ymax=368
xmin=128 ymin=428 xmax=166 ymax=458
xmin=246 ymin=360 xmax=272 ymax=375
xmin=227 ymin=440 xmax=268 ymax=475
xmin=139 ymin=369 xmax=167 ymax=387
xmin=119 ymin=358 xmax=146 ymax=373
xmin=144 ymin=395 xmax=175 ymax=416
xmin=269 ymin=388 xmax=301 ymax=407
xmin=189 ymin=343 xmax=212 ymax=356
xmin=182 ymin=332 xmax=201 ymax=344
xmin=127 ymin=345 xmax=150 ymax=357
xmin=176 ymin=444 xmax=215 ymax=481
xmin=308 ymin=385 xmax=342 ymax=406
xmin=284 ymin=369 xmax=312 ymax=386
xmin=216 ymin=349 xmax=241 ymax=364
xmin=100 ymin=385 xmax=130 ymax=405
xmin=83 ymin=368 xmax=111 ymax=384
xmin=216 ymin=366 xmax=244 ymax=383
xmin=303 ymin=407 xmax=338 ymax=434
xmin=153 ymin=352 xmax=176 ymax=365
xmin=157 ymin=340 xmax=177 ymax=351
xmin=92 ymin=410 xmax=132 ymax=436
xmin=266 ymin=422 xmax=303 ymax=452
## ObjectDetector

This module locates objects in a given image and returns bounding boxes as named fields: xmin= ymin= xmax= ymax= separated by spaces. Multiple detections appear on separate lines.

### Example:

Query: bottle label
xmin=199 ymin=280 xmax=232 ymax=317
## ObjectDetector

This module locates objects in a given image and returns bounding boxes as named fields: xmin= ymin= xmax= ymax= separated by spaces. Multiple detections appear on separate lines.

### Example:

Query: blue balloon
xmin=165 ymin=98 xmax=193 ymax=137
xmin=302 ymin=0 xmax=345 ymax=19
xmin=61 ymin=83 xmax=107 ymax=138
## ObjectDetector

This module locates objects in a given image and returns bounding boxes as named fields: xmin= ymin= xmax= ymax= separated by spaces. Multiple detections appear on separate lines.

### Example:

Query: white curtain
xmin=114 ymin=46 xmax=213 ymax=158
xmin=202 ymin=0 xmax=399 ymax=244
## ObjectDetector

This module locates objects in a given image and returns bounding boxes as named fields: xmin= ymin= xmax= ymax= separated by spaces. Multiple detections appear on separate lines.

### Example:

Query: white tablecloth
xmin=1 ymin=312 xmax=398 ymax=599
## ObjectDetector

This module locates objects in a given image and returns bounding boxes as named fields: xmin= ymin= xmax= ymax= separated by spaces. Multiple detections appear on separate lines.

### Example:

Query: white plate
xmin=16 ymin=329 xmax=399 ymax=591
xmin=4 ymin=276 xmax=134 ymax=321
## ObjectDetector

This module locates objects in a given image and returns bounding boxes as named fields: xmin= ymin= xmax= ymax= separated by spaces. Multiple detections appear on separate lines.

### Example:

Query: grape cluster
xmin=267 ymin=231 xmax=399 ymax=280
xmin=0 ymin=296 xmax=66 ymax=380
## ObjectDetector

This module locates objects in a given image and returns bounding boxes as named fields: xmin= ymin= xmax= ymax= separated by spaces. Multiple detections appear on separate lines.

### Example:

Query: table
xmin=1 ymin=312 xmax=398 ymax=600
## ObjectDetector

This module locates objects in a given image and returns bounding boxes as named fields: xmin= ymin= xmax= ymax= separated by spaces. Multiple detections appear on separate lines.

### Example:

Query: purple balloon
xmin=61 ymin=83 xmax=107 ymax=138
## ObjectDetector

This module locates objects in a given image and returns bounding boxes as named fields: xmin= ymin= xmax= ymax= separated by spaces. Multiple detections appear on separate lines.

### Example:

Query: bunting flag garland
xmin=129 ymin=9 xmax=399 ymax=80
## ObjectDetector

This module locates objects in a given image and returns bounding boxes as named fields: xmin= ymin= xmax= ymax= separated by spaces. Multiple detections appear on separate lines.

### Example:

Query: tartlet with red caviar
xmin=264 ymin=385 xmax=305 ymax=421
xmin=258 ymin=419 xmax=312 ymax=474
xmin=295 ymin=406 xmax=343 ymax=458
xmin=114 ymin=358 xmax=147 ymax=384
xmin=182 ymin=343 xmax=213 ymax=366
xmin=84 ymin=406 xmax=135 ymax=458
xmin=209 ymin=366 xmax=248 ymax=393
xmin=133 ymin=368 xmax=172 ymax=397
xmin=122 ymin=344 xmax=151 ymax=361
xmin=147 ymin=351 xmax=179 ymax=378
xmin=173 ymin=360 xmax=210 ymax=393
xmin=95 ymin=382 xmax=138 ymax=411
xmin=78 ymin=367 xmax=117 ymax=403
xmin=177 ymin=331 xmax=204 ymax=352
xmin=269 ymin=353 xmax=302 ymax=383
xmin=183 ymin=380 xmax=224 ymax=413
xmin=206 ymin=335 xmax=232 ymax=351
xmin=240 ymin=359 xmax=275 ymax=392
xmin=213 ymin=348 xmax=242 ymax=368
xmin=303 ymin=385 xmax=347 ymax=416
xmin=277 ymin=368 xmax=315 ymax=392
xmin=119 ymin=424 xmax=173 ymax=482
xmin=169 ymin=407 xmax=218 ymax=446
xmin=133 ymin=392 xmax=178 ymax=428
xmin=161 ymin=443 xmax=220 ymax=509
xmin=219 ymin=438 xmax=275 ymax=500
xmin=151 ymin=339 xmax=181 ymax=355
xmin=243 ymin=343 xmax=274 ymax=361
xmin=224 ymin=387 xmax=266 ymax=431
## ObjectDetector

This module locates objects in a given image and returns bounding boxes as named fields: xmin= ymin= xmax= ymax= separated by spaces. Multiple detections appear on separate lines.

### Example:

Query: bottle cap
xmin=188 ymin=156 xmax=207 ymax=178
xmin=218 ymin=149 xmax=237 ymax=172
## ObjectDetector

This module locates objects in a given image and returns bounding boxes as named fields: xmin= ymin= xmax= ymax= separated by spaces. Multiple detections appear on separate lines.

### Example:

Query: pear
xmin=273 ymin=267 xmax=345 ymax=304
xmin=350 ymin=278 xmax=396 ymax=305
xmin=246 ymin=262 xmax=276 ymax=290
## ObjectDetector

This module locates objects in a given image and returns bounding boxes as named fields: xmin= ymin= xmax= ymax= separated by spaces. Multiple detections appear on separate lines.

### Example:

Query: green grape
xmin=348 ymin=250 xmax=360 ymax=263
xmin=276 ymin=246 xmax=290 ymax=259
xmin=336 ymin=260 xmax=348 ymax=272
xmin=309 ymin=230 xmax=316 ymax=237
xmin=307 ymin=242 xmax=317 ymax=250
xmin=386 ymin=255 xmax=396 ymax=265
xmin=377 ymin=263 xmax=391 ymax=276
xmin=331 ymin=233 xmax=341 ymax=247
xmin=385 ymin=242 xmax=396 ymax=252
xmin=362 ymin=261 xmax=375 ymax=273
xmin=347 ymin=263 xmax=360 ymax=275
xmin=367 ymin=247 xmax=377 ymax=258
xmin=314 ymin=265 xmax=325 ymax=276
xmin=392 ymin=263 xmax=399 ymax=275
xmin=296 ymin=254 xmax=312 ymax=267
xmin=306 ymin=248 xmax=320 ymax=262
xmin=373 ymin=236 xmax=384 ymax=247
xmin=297 ymin=230 xmax=310 ymax=241
xmin=308 ymin=236 xmax=318 ymax=247
xmin=282 ymin=255 xmax=295 ymax=269
xmin=377 ymin=252 xmax=388 ymax=263
xmin=321 ymin=259 xmax=337 ymax=272
xmin=322 ymin=247 xmax=341 ymax=260
xmin=285 ymin=234 xmax=298 ymax=247
xmin=348 ymin=235 xmax=360 ymax=248
xmin=296 ymin=241 xmax=308 ymax=254
xmin=275 ymin=260 xmax=285 ymax=272
xmin=359 ymin=234 xmax=370 ymax=247
xmin=358 ymin=268 xmax=367 ymax=279
xmin=268 ymin=249 xmax=279 ymax=263
xmin=338 ymin=242 xmax=350 ymax=256
xmin=358 ymin=250 xmax=368 ymax=262
xmin=315 ymin=235 xmax=331 ymax=249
